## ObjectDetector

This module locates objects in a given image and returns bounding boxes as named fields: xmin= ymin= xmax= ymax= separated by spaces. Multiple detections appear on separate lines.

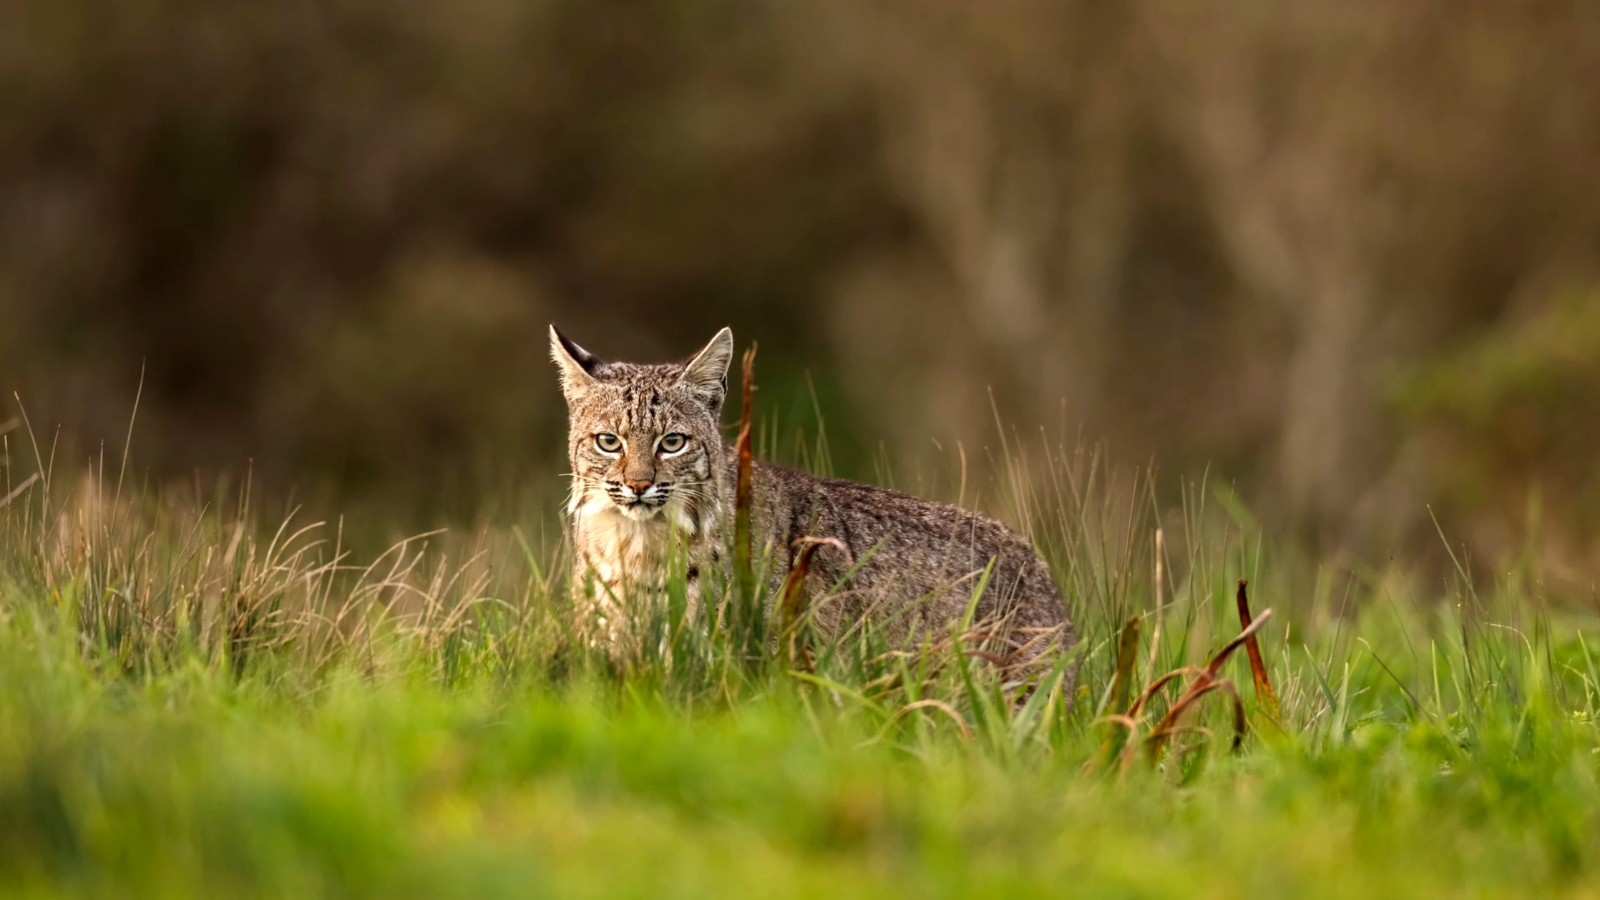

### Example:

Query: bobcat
xmin=550 ymin=325 xmax=1076 ymax=684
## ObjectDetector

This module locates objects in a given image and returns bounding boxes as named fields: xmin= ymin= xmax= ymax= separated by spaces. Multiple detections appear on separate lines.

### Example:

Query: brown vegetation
xmin=3 ymin=0 xmax=1600 ymax=573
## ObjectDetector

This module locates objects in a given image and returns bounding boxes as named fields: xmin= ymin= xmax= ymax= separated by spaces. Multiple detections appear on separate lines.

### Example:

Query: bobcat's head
xmin=550 ymin=326 xmax=733 ymax=527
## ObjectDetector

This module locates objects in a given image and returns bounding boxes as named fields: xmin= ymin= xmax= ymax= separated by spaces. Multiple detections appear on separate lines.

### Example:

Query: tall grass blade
xmin=733 ymin=343 xmax=758 ymax=663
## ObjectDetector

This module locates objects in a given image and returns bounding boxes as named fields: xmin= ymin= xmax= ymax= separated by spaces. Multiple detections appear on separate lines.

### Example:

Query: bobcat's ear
xmin=679 ymin=327 xmax=734 ymax=406
xmin=549 ymin=325 xmax=602 ymax=401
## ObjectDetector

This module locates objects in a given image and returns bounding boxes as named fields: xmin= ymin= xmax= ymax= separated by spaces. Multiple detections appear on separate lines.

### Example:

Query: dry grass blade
xmin=897 ymin=699 xmax=973 ymax=741
xmin=1147 ymin=679 xmax=1247 ymax=760
xmin=1094 ymin=607 xmax=1278 ymax=773
xmin=1235 ymin=580 xmax=1281 ymax=722
xmin=1140 ymin=609 xmax=1272 ymax=763
xmin=1203 ymin=608 xmax=1273 ymax=680
xmin=1091 ymin=709 xmax=1141 ymax=775
xmin=1094 ymin=714 xmax=1140 ymax=734
xmin=1146 ymin=527 xmax=1165 ymax=674
xmin=960 ymin=648 xmax=1010 ymax=667
xmin=1127 ymin=667 xmax=1207 ymax=719
xmin=0 ymin=472 xmax=40 ymax=511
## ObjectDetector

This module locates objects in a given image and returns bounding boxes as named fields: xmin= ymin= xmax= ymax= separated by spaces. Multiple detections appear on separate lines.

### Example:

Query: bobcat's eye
xmin=658 ymin=433 xmax=689 ymax=455
xmin=594 ymin=433 xmax=623 ymax=454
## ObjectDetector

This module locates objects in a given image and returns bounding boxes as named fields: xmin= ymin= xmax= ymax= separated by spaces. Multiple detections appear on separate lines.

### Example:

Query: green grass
xmin=2 ymin=441 xmax=1600 ymax=898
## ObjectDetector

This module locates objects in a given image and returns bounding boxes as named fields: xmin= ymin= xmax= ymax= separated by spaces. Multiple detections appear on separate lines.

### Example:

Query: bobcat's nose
xmin=624 ymin=478 xmax=653 ymax=497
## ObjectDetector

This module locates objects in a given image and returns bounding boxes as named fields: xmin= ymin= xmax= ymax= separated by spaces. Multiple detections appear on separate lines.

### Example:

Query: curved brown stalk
xmin=1235 ymin=580 xmax=1281 ymax=722
xmin=778 ymin=536 xmax=850 ymax=668
xmin=1203 ymin=608 xmax=1274 ymax=679
xmin=1127 ymin=667 xmax=1207 ymax=719
xmin=1147 ymin=678 xmax=1247 ymax=762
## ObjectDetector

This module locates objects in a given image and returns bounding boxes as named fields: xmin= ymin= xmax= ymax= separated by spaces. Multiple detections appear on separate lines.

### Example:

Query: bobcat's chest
xmin=572 ymin=500 xmax=708 ymax=592
xmin=577 ymin=508 xmax=670 ymax=587
xmin=570 ymin=498 xmax=719 ymax=652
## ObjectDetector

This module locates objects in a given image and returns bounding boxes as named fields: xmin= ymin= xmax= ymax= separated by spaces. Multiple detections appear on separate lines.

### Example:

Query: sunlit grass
xmin=1 ymin=423 xmax=1599 ymax=897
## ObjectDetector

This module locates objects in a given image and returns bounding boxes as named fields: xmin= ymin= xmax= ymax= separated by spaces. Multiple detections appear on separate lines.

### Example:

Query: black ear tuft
xmin=550 ymin=324 xmax=604 ymax=398
xmin=550 ymin=325 xmax=603 ymax=375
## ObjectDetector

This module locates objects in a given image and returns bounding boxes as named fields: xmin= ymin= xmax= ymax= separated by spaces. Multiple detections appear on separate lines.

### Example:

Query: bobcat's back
xmin=745 ymin=459 xmax=1075 ymax=678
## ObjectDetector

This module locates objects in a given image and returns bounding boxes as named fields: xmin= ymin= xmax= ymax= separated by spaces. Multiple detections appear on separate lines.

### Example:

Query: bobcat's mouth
xmin=614 ymin=495 xmax=668 ymax=520
xmin=592 ymin=480 xmax=674 ymax=521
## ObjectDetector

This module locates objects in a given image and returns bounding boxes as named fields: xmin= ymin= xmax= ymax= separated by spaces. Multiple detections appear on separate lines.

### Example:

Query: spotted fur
xmin=550 ymin=326 xmax=1076 ymax=683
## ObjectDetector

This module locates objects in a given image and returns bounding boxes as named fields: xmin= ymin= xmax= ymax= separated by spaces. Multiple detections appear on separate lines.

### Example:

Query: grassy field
xmin=2 ymin=434 xmax=1599 ymax=898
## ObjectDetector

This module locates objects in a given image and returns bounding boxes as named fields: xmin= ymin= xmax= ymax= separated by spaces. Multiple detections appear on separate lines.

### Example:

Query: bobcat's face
xmin=551 ymin=327 xmax=732 ymax=526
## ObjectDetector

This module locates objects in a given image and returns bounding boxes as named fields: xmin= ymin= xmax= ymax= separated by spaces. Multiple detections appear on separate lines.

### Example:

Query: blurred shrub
xmin=1392 ymin=282 xmax=1600 ymax=577
xmin=266 ymin=251 xmax=550 ymax=511
xmin=1 ymin=0 xmax=1599 ymax=569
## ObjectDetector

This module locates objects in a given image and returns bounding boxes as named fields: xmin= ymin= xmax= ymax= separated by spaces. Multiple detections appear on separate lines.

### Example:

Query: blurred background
xmin=4 ymin=1 xmax=1600 ymax=578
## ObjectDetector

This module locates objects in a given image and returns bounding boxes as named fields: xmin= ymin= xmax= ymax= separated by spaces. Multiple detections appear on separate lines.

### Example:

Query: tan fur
xmin=551 ymin=326 xmax=730 ymax=653
xmin=550 ymin=325 xmax=1076 ymax=687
